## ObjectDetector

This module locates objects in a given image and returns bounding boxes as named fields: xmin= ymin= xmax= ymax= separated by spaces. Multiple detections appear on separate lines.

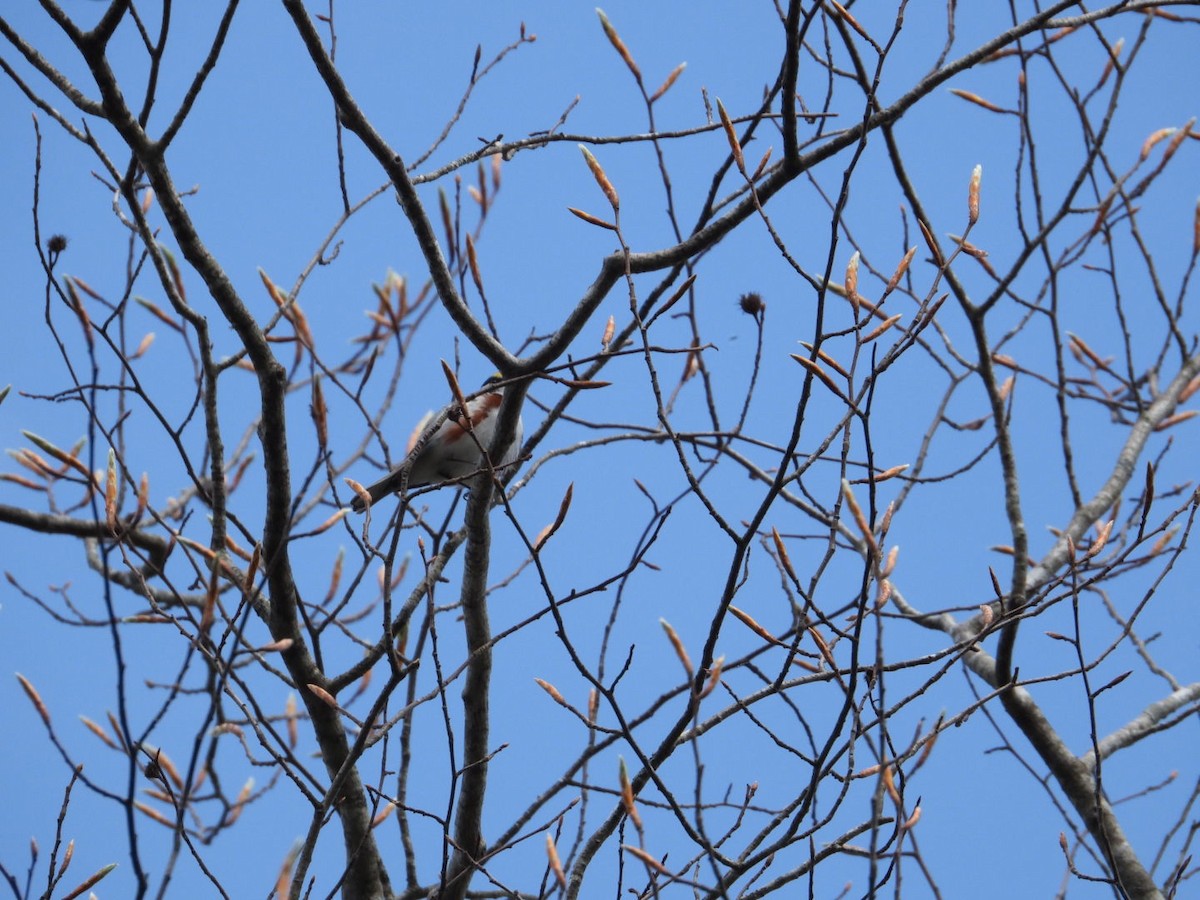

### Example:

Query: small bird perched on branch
xmin=350 ymin=374 xmax=523 ymax=512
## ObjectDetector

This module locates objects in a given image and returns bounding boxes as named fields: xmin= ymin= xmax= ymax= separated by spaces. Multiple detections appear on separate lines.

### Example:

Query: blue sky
xmin=2 ymin=3 xmax=1197 ymax=898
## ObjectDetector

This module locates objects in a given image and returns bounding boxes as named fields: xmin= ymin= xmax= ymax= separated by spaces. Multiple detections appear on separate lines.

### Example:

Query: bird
xmin=350 ymin=374 xmax=523 ymax=512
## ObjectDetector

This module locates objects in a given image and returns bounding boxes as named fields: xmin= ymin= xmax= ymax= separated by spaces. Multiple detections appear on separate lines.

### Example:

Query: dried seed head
xmin=738 ymin=292 xmax=765 ymax=321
